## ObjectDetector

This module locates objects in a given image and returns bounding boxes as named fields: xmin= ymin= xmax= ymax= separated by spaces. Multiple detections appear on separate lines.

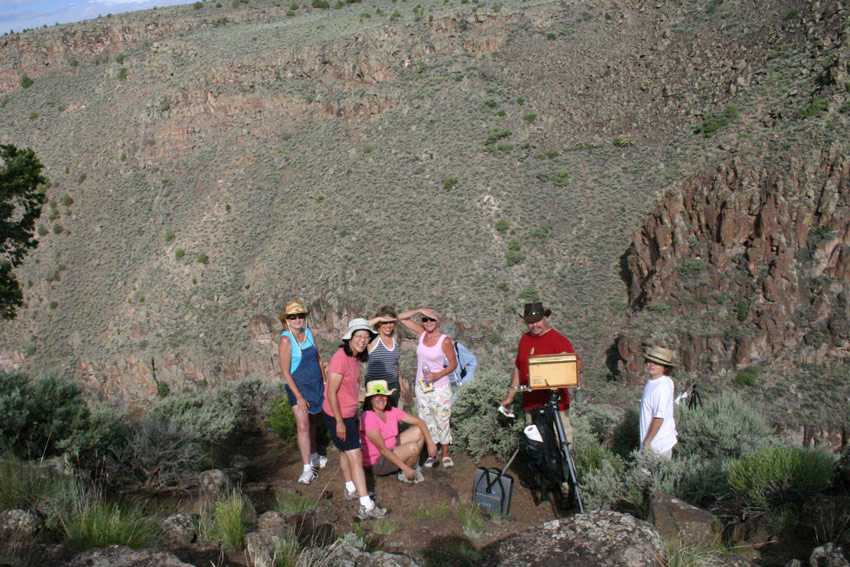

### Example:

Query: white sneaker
xmin=311 ymin=455 xmax=328 ymax=469
xmin=357 ymin=503 xmax=388 ymax=519
xmin=344 ymin=488 xmax=358 ymax=501
xmin=298 ymin=468 xmax=318 ymax=485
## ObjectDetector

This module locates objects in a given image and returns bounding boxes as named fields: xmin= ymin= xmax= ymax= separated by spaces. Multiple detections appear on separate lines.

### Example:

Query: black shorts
xmin=322 ymin=412 xmax=361 ymax=451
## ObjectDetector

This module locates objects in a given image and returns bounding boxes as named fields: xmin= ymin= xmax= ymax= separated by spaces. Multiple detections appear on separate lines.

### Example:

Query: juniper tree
xmin=0 ymin=145 xmax=47 ymax=319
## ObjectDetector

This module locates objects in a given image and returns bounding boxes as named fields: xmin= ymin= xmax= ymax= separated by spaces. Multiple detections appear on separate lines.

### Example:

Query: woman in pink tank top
xmin=398 ymin=307 xmax=458 ymax=468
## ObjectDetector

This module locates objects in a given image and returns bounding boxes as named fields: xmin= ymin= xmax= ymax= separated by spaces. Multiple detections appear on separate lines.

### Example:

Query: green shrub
xmin=116 ymin=67 xmax=128 ymax=80
xmin=523 ymin=113 xmax=537 ymax=122
xmin=60 ymin=193 xmax=74 ymax=207
xmin=552 ymin=169 xmax=570 ymax=187
xmin=28 ymin=111 xmax=38 ymax=120
xmin=506 ymin=250 xmax=524 ymax=266
xmin=60 ymin=403 xmax=132 ymax=473
xmin=696 ymin=104 xmax=739 ymax=137
xmin=799 ymin=98 xmax=829 ymax=119
xmin=165 ymin=229 xmax=175 ymax=243
xmin=452 ymin=370 xmax=523 ymax=459
xmin=197 ymin=253 xmax=209 ymax=264
xmin=0 ymin=371 xmax=89 ymax=460
xmin=734 ymin=299 xmax=749 ymax=322
xmin=115 ymin=54 xmax=125 ymax=64
xmin=495 ymin=219 xmax=509 ymax=233
xmin=676 ymin=392 xmax=773 ymax=461
xmin=612 ymin=134 xmax=635 ymax=147
xmin=150 ymin=391 xmax=239 ymax=445
xmin=175 ymin=248 xmax=185 ymax=259
xmin=53 ymin=223 xmax=64 ymax=234
xmin=444 ymin=177 xmax=459 ymax=190
xmin=735 ymin=365 xmax=760 ymax=387
xmin=312 ymin=0 xmax=330 ymax=7
xmin=728 ymin=445 xmax=835 ymax=506
xmin=20 ymin=74 xmax=33 ymax=89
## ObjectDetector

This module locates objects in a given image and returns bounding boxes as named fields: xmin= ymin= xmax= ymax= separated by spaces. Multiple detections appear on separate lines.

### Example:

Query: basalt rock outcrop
xmin=479 ymin=510 xmax=666 ymax=567
xmin=616 ymin=145 xmax=850 ymax=393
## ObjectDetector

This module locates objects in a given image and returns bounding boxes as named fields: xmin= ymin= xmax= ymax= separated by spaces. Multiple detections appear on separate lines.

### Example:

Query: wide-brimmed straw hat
xmin=279 ymin=301 xmax=309 ymax=324
xmin=522 ymin=301 xmax=552 ymax=323
xmin=341 ymin=318 xmax=376 ymax=340
xmin=364 ymin=380 xmax=397 ymax=398
xmin=643 ymin=345 xmax=676 ymax=367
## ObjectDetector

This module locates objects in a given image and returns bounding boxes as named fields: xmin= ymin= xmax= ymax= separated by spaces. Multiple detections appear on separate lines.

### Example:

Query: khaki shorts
xmin=369 ymin=454 xmax=399 ymax=476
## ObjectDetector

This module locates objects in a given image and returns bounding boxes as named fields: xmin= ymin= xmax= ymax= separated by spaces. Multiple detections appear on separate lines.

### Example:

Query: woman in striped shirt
xmin=365 ymin=306 xmax=407 ymax=410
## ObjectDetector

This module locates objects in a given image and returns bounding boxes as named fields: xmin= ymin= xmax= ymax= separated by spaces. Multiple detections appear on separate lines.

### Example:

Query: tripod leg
xmin=552 ymin=411 xmax=585 ymax=514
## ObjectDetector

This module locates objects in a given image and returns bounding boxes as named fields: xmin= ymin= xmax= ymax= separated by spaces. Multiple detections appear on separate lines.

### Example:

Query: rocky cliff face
xmin=617 ymin=145 xmax=850 ymax=382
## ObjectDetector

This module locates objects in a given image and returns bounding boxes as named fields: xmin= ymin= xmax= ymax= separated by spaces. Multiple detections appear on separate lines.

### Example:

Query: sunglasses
xmin=286 ymin=313 xmax=306 ymax=320
xmin=421 ymin=316 xmax=436 ymax=323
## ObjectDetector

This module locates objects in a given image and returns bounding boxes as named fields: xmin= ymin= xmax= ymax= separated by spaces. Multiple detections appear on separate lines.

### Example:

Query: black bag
xmin=520 ymin=409 xmax=566 ymax=486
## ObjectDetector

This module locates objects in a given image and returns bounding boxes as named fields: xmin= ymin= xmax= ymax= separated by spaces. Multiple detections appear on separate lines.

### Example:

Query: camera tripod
xmin=513 ymin=387 xmax=584 ymax=513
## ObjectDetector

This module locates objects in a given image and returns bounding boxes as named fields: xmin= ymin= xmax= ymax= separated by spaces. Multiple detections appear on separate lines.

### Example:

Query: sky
xmin=0 ymin=0 xmax=197 ymax=34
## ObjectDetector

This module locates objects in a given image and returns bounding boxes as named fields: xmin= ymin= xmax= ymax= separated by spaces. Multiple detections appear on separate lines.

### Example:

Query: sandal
xmin=441 ymin=456 xmax=454 ymax=468
xmin=423 ymin=457 xmax=436 ymax=468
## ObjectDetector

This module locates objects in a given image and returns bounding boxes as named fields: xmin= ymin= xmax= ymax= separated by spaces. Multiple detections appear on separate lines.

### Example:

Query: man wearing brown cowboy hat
xmin=499 ymin=301 xmax=584 ymax=443
xmin=639 ymin=345 xmax=678 ymax=459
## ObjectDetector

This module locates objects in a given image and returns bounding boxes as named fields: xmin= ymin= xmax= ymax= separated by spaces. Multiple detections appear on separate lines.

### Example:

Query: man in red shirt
xmin=499 ymin=301 xmax=583 ymax=444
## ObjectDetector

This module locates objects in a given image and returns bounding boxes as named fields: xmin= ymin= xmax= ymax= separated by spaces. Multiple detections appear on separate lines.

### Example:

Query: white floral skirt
xmin=415 ymin=382 xmax=452 ymax=445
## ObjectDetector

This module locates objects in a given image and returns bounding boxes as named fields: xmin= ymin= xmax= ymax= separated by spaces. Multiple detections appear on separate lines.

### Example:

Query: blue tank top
xmin=279 ymin=328 xmax=315 ymax=373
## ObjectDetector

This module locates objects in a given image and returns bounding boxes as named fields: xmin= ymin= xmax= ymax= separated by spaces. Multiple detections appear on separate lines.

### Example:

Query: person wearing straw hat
xmin=639 ymin=345 xmax=678 ymax=459
xmin=277 ymin=301 xmax=328 ymax=485
xmin=360 ymin=380 xmax=437 ymax=484
xmin=322 ymin=318 xmax=388 ymax=520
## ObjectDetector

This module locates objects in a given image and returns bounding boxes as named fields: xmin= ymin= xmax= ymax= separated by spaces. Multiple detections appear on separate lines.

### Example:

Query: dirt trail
xmin=237 ymin=431 xmax=565 ymax=556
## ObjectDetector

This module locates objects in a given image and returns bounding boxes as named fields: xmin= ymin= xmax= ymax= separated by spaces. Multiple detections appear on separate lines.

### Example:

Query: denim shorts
xmin=321 ymin=412 xmax=361 ymax=451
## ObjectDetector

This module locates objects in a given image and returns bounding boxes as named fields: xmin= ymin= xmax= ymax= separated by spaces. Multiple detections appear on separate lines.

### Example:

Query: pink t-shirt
xmin=360 ymin=407 xmax=406 ymax=466
xmin=322 ymin=348 xmax=361 ymax=418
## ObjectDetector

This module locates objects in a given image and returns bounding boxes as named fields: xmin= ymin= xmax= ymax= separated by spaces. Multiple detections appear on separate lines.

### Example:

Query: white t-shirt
xmin=639 ymin=375 xmax=678 ymax=453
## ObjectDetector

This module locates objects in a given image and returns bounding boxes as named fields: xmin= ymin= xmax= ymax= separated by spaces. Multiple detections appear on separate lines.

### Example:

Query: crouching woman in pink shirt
xmin=360 ymin=380 xmax=437 ymax=484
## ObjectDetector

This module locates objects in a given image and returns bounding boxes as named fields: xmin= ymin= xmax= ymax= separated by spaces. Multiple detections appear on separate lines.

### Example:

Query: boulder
xmin=298 ymin=544 xmax=421 ymax=567
xmin=479 ymin=510 xmax=665 ymax=567
xmin=199 ymin=469 xmax=234 ymax=496
xmin=0 ymin=509 xmax=44 ymax=539
xmin=808 ymin=543 xmax=849 ymax=567
xmin=648 ymin=492 xmax=721 ymax=547
xmin=244 ymin=511 xmax=296 ymax=567
xmin=61 ymin=545 xmax=195 ymax=567
xmin=160 ymin=513 xmax=199 ymax=546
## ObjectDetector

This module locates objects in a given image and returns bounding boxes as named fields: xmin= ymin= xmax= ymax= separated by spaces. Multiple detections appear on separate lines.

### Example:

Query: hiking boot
xmin=311 ymin=455 xmax=328 ymax=469
xmin=298 ymin=468 xmax=318 ymax=485
xmin=357 ymin=503 xmax=388 ymax=520
xmin=413 ymin=467 xmax=425 ymax=483
xmin=344 ymin=488 xmax=358 ymax=501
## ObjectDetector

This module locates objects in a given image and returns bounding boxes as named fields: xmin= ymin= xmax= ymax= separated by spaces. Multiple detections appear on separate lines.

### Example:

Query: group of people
xmin=277 ymin=298 xmax=678 ymax=520
xmin=276 ymin=302 xmax=477 ymax=519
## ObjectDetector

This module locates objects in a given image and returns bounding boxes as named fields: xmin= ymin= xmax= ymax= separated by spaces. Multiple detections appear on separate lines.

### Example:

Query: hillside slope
xmin=1 ymin=0 xmax=848 ymax=429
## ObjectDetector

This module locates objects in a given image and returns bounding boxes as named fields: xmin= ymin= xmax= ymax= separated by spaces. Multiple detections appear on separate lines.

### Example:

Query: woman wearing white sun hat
xmin=322 ymin=318 xmax=388 ymax=520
